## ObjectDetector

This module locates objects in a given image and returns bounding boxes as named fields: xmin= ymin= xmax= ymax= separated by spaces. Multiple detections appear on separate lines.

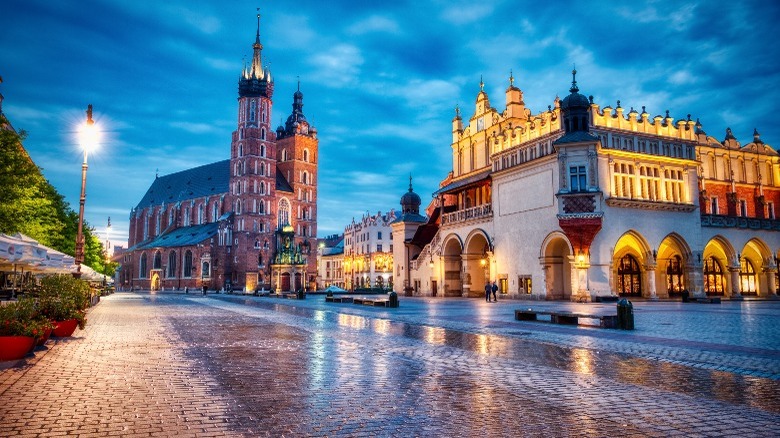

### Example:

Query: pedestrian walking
xmin=491 ymin=281 xmax=498 ymax=302
xmin=485 ymin=281 xmax=491 ymax=302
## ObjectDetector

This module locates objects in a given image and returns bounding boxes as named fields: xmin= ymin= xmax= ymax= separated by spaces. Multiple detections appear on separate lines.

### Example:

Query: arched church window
xmin=212 ymin=203 xmax=219 ymax=222
xmin=616 ymin=254 xmax=641 ymax=296
xmin=261 ymin=128 xmax=266 ymax=140
xmin=260 ymin=182 xmax=265 ymax=195
xmin=261 ymin=145 xmax=266 ymax=158
xmin=153 ymin=251 xmax=162 ymax=270
xmin=167 ymin=251 xmax=177 ymax=278
xmin=303 ymin=149 xmax=309 ymax=162
xmin=183 ymin=251 xmax=193 ymax=278
xmin=238 ymin=144 xmax=243 ymax=157
xmin=278 ymin=198 xmax=290 ymax=228
xmin=281 ymin=149 xmax=287 ymax=161
xmin=666 ymin=255 xmax=684 ymax=295
xmin=139 ymin=253 xmax=148 ymax=278
xmin=302 ymin=171 xmax=308 ymax=184
xmin=250 ymin=99 xmax=256 ymax=122
xmin=236 ymin=200 xmax=242 ymax=215
xmin=739 ymin=258 xmax=757 ymax=295
xmin=703 ymin=256 xmax=725 ymax=295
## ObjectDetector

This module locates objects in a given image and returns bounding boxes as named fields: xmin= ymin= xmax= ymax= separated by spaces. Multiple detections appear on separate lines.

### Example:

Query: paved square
xmin=1 ymin=293 xmax=778 ymax=437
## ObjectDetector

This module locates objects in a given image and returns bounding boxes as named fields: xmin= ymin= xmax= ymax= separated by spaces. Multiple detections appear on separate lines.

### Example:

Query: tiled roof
xmin=553 ymin=131 xmax=599 ymax=145
xmin=432 ymin=169 xmax=491 ymax=196
xmin=130 ymin=223 xmax=219 ymax=250
xmin=276 ymin=170 xmax=293 ymax=193
xmin=135 ymin=160 xmax=230 ymax=210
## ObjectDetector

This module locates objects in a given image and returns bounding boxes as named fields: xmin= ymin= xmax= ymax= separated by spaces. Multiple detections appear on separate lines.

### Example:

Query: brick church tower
xmin=275 ymin=81 xmax=319 ymax=287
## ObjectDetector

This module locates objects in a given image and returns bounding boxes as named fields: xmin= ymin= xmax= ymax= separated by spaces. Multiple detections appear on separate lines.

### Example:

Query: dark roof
xmin=135 ymin=160 xmax=230 ymax=210
xmin=553 ymin=131 xmax=599 ymax=145
xmin=129 ymin=223 xmax=219 ymax=250
xmin=391 ymin=212 xmax=427 ymax=224
xmin=409 ymin=223 xmax=439 ymax=248
xmin=276 ymin=170 xmax=294 ymax=193
xmin=432 ymin=169 xmax=491 ymax=196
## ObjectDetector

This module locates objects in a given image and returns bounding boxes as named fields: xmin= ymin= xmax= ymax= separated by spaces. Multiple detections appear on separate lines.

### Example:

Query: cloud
xmin=308 ymin=44 xmax=364 ymax=87
xmin=170 ymin=121 xmax=218 ymax=134
xmin=347 ymin=15 xmax=400 ymax=35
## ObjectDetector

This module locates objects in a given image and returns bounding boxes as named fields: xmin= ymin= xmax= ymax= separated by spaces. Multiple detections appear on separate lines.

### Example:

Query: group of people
xmin=485 ymin=281 xmax=498 ymax=302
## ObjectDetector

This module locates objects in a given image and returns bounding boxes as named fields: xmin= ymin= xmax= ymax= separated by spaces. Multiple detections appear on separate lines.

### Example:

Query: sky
xmin=2 ymin=0 xmax=779 ymax=248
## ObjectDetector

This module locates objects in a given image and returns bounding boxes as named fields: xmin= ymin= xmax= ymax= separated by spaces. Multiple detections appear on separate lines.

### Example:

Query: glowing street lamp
xmin=74 ymin=104 xmax=100 ymax=277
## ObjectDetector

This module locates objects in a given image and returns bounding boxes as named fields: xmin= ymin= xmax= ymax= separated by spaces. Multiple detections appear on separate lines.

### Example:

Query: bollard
xmin=202 ymin=285 xmax=207 ymax=295
xmin=388 ymin=291 xmax=399 ymax=308
xmin=616 ymin=298 xmax=634 ymax=330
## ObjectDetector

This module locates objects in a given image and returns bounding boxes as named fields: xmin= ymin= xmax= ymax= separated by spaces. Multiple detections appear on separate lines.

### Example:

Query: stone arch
xmin=464 ymin=231 xmax=491 ymax=297
xmin=656 ymin=232 xmax=693 ymax=298
xmin=441 ymin=234 xmax=464 ymax=297
xmin=741 ymin=237 xmax=773 ymax=296
xmin=613 ymin=230 xmax=651 ymax=297
xmin=540 ymin=231 xmax=574 ymax=300
xmin=703 ymin=236 xmax=735 ymax=297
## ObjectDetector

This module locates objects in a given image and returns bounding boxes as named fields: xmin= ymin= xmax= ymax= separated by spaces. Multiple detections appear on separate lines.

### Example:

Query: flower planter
xmin=0 ymin=336 xmax=35 ymax=361
xmin=36 ymin=328 xmax=53 ymax=346
xmin=52 ymin=319 xmax=78 ymax=337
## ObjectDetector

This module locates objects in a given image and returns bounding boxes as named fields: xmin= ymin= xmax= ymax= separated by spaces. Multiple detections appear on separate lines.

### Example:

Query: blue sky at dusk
xmin=1 ymin=0 xmax=778 ymax=247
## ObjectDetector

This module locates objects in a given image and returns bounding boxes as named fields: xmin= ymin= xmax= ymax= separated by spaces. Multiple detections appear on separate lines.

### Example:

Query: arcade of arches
xmin=439 ymin=230 xmax=778 ymax=299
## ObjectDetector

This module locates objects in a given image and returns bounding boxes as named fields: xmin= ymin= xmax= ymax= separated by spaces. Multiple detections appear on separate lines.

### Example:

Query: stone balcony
xmin=441 ymin=203 xmax=493 ymax=226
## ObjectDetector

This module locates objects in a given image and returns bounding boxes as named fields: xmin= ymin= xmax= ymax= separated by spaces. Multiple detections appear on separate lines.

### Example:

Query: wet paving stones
xmin=1 ymin=292 xmax=779 ymax=437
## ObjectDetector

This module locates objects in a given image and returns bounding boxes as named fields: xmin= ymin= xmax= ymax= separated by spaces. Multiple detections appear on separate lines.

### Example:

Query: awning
xmin=432 ymin=169 xmax=491 ymax=196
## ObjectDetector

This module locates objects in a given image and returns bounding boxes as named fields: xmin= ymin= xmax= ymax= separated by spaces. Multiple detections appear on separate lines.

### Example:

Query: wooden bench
xmin=515 ymin=309 xmax=617 ymax=329
xmin=325 ymin=296 xmax=354 ymax=303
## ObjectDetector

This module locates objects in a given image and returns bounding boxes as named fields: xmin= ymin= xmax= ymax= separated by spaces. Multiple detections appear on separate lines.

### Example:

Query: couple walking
xmin=485 ymin=281 xmax=498 ymax=302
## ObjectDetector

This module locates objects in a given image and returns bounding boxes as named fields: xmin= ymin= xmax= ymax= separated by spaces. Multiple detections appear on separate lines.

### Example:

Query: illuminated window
xmin=617 ymin=254 xmax=641 ymax=296
xmin=666 ymin=255 xmax=684 ymax=295
xmin=739 ymin=258 xmax=757 ymax=295
xmin=703 ymin=256 xmax=725 ymax=295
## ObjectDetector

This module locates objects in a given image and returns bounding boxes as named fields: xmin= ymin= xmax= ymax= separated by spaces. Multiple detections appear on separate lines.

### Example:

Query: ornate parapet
xmin=605 ymin=197 xmax=697 ymax=212
xmin=441 ymin=203 xmax=493 ymax=226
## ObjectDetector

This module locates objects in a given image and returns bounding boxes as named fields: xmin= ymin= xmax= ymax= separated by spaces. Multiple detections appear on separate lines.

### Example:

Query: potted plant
xmin=38 ymin=275 xmax=90 ymax=337
xmin=0 ymin=298 xmax=53 ymax=360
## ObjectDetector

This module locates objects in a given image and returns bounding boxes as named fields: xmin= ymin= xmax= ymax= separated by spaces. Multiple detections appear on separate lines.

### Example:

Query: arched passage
xmin=541 ymin=232 xmax=573 ymax=300
xmin=657 ymin=233 xmax=692 ymax=298
xmin=740 ymin=238 xmax=773 ymax=297
xmin=703 ymin=236 xmax=736 ymax=297
xmin=464 ymin=231 xmax=491 ymax=298
xmin=442 ymin=236 xmax=463 ymax=297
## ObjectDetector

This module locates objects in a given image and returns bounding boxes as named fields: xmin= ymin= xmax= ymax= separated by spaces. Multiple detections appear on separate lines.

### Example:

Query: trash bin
xmin=616 ymin=299 xmax=634 ymax=330
xmin=388 ymin=291 xmax=399 ymax=308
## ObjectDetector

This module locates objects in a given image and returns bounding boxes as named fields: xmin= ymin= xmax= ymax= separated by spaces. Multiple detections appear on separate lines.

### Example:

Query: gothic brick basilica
xmin=121 ymin=15 xmax=318 ymax=293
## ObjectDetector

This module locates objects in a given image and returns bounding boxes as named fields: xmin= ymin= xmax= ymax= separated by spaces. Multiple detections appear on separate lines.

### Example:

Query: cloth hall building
xmin=121 ymin=16 xmax=319 ymax=293
xmin=392 ymin=71 xmax=780 ymax=301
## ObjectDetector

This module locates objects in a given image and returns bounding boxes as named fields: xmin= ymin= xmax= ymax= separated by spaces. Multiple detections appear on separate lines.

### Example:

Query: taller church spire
xmin=239 ymin=11 xmax=273 ymax=98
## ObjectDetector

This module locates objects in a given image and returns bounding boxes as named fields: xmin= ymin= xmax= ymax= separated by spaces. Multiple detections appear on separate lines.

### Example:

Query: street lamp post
xmin=74 ymin=105 xmax=97 ymax=277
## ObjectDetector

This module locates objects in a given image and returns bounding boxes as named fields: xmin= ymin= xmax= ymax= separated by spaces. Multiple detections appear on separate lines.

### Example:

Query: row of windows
xmin=616 ymin=254 xmax=762 ymax=296
xmin=600 ymin=133 xmax=695 ymax=159
xmin=234 ymin=159 xmax=272 ymax=176
xmin=143 ymin=203 xmax=221 ymax=240
xmin=611 ymin=163 xmax=687 ymax=203
xmin=707 ymin=197 xmax=776 ymax=219
xmin=138 ymin=250 xmax=205 ymax=279
xmin=704 ymin=154 xmax=775 ymax=186
xmin=279 ymin=149 xmax=312 ymax=162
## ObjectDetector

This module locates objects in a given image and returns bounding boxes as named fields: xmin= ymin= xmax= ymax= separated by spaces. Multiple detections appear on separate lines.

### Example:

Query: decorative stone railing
xmin=700 ymin=214 xmax=780 ymax=231
xmin=441 ymin=203 xmax=493 ymax=226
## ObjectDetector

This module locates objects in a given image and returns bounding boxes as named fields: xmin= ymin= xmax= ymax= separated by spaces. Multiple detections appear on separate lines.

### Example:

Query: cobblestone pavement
xmin=1 ymin=292 xmax=779 ymax=437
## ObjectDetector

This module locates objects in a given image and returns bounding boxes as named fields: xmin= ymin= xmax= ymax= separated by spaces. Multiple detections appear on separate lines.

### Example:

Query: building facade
xmin=393 ymin=71 xmax=780 ymax=301
xmin=317 ymin=234 xmax=344 ymax=290
xmin=343 ymin=210 xmax=397 ymax=290
xmin=122 ymin=15 xmax=318 ymax=293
